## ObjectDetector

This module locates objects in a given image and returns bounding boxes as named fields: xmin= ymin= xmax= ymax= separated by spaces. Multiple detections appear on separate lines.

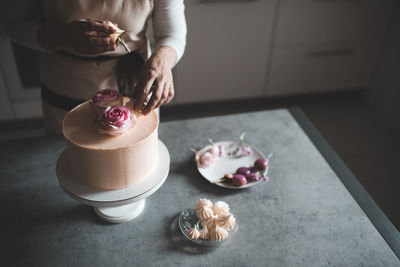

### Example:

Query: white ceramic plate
xmin=197 ymin=141 xmax=269 ymax=189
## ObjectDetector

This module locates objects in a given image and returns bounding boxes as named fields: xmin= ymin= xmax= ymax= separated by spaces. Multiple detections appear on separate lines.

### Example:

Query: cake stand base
xmin=56 ymin=140 xmax=170 ymax=224
xmin=94 ymin=199 xmax=146 ymax=223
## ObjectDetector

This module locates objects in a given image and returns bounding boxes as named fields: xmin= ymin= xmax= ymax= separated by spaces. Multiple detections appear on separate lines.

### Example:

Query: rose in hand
xmin=98 ymin=105 xmax=135 ymax=136
xmin=38 ymin=19 xmax=117 ymax=54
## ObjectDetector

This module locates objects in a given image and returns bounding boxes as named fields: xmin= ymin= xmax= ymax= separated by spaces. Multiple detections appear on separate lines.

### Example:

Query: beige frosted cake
xmin=62 ymin=97 xmax=159 ymax=190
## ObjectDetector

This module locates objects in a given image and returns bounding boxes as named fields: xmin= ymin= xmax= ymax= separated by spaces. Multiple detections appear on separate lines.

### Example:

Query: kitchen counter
xmin=1 ymin=108 xmax=398 ymax=266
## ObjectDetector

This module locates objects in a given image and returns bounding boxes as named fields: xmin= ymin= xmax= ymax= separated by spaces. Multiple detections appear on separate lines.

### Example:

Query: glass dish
xmin=178 ymin=209 xmax=238 ymax=246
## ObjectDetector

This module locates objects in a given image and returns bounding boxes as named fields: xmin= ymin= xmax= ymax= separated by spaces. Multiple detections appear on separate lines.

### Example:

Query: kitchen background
xmin=0 ymin=1 xmax=399 ymax=229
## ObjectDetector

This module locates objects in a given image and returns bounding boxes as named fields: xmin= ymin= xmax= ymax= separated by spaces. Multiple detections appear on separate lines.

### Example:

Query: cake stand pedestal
xmin=56 ymin=140 xmax=170 ymax=223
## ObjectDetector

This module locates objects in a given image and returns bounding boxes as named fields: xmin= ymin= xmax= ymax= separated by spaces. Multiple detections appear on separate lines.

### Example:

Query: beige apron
xmin=40 ymin=0 xmax=153 ymax=135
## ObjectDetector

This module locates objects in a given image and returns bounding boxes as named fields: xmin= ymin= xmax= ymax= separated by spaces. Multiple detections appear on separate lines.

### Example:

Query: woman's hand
xmin=37 ymin=19 xmax=116 ymax=54
xmin=132 ymin=46 xmax=177 ymax=114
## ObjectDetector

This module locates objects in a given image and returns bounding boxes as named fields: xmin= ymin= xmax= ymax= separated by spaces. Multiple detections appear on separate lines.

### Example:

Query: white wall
xmin=366 ymin=3 xmax=400 ymax=134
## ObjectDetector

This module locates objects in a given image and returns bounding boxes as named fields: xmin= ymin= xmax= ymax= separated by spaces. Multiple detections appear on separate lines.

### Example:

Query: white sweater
xmin=1 ymin=0 xmax=187 ymax=61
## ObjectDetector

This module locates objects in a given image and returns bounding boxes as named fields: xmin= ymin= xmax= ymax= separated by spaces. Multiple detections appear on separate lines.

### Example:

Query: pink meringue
xmin=199 ymin=225 xmax=209 ymax=240
xmin=209 ymin=225 xmax=229 ymax=241
xmin=187 ymin=226 xmax=200 ymax=240
xmin=212 ymin=201 xmax=230 ymax=216
xmin=217 ymin=214 xmax=236 ymax=230
xmin=201 ymin=214 xmax=218 ymax=230
xmin=195 ymin=198 xmax=213 ymax=213
xmin=196 ymin=206 xmax=214 ymax=220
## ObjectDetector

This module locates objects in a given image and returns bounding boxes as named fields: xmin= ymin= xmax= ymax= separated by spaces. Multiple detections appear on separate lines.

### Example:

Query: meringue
xmin=187 ymin=226 xmax=200 ymax=240
xmin=199 ymin=225 xmax=209 ymax=240
xmin=212 ymin=201 xmax=230 ymax=216
xmin=217 ymin=214 xmax=236 ymax=230
xmin=201 ymin=214 xmax=218 ymax=230
xmin=195 ymin=198 xmax=213 ymax=213
xmin=209 ymin=225 xmax=229 ymax=241
xmin=196 ymin=206 xmax=214 ymax=220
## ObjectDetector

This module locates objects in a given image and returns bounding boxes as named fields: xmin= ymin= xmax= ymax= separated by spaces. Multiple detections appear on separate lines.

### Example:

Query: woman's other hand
xmin=132 ymin=46 xmax=177 ymax=114
xmin=37 ymin=19 xmax=116 ymax=54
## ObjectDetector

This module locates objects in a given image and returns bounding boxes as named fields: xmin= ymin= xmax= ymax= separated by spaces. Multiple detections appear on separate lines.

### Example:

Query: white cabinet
xmin=275 ymin=0 xmax=394 ymax=45
xmin=266 ymin=0 xmax=395 ymax=96
xmin=267 ymin=43 xmax=380 ymax=96
xmin=174 ymin=0 xmax=277 ymax=104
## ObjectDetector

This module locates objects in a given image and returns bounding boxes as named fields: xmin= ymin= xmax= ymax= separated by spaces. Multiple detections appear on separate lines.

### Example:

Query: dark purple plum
xmin=232 ymin=174 xmax=247 ymax=186
xmin=254 ymin=158 xmax=268 ymax=171
xmin=236 ymin=167 xmax=251 ymax=176
xmin=245 ymin=173 xmax=260 ymax=182
xmin=249 ymin=166 xmax=257 ymax=173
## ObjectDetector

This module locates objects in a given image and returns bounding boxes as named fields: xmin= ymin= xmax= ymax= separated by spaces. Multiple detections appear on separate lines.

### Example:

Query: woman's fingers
xmin=144 ymin=80 xmax=166 ymax=114
xmin=82 ymin=35 xmax=114 ymax=46
xmin=133 ymin=68 xmax=157 ymax=112
xmin=133 ymin=46 xmax=177 ymax=112
xmin=76 ymin=19 xmax=115 ymax=35
xmin=142 ymin=79 xmax=173 ymax=114
xmin=63 ymin=19 xmax=117 ymax=54
xmin=153 ymin=82 xmax=172 ymax=110
xmin=164 ymin=84 xmax=175 ymax=104
xmin=133 ymin=70 xmax=175 ymax=113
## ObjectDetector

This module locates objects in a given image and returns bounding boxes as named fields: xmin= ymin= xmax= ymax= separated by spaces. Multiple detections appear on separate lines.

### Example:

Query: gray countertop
xmin=1 ymin=109 xmax=398 ymax=266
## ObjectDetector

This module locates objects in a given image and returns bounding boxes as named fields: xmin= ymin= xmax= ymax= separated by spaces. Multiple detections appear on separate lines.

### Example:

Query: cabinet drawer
xmin=275 ymin=0 xmax=394 ymax=45
xmin=267 ymin=44 xmax=380 ymax=96
xmin=174 ymin=0 xmax=276 ymax=103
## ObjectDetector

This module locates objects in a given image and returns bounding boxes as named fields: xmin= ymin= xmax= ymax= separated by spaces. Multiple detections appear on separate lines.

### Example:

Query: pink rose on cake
xmin=90 ymin=89 xmax=123 ymax=119
xmin=98 ymin=105 xmax=135 ymax=136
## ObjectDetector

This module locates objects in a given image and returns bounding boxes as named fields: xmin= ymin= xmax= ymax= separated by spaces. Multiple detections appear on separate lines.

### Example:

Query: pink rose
xmin=240 ymin=145 xmax=253 ymax=157
xmin=98 ymin=105 xmax=135 ymax=136
xmin=206 ymin=144 xmax=223 ymax=157
xmin=197 ymin=152 xmax=216 ymax=168
xmin=92 ymin=89 xmax=121 ymax=106
xmin=90 ymin=89 xmax=122 ymax=119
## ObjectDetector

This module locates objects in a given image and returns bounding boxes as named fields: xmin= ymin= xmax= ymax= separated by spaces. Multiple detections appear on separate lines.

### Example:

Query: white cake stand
xmin=56 ymin=140 xmax=170 ymax=223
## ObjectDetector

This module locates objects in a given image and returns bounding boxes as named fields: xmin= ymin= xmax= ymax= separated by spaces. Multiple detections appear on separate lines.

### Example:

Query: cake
xmin=62 ymin=98 xmax=159 ymax=190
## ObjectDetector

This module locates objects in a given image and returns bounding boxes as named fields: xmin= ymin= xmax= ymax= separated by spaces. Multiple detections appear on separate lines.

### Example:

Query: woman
xmin=1 ymin=0 xmax=186 ymax=134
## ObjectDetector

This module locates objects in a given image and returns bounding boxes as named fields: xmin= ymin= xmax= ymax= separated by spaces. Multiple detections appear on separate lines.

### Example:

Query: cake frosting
xmin=62 ymin=101 xmax=159 ymax=190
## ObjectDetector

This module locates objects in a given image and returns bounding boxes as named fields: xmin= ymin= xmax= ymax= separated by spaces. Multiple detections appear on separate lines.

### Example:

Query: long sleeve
xmin=152 ymin=0 xmax=187 ymax=62
xmin=0 ymin=0 xmax=45 ymax=51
